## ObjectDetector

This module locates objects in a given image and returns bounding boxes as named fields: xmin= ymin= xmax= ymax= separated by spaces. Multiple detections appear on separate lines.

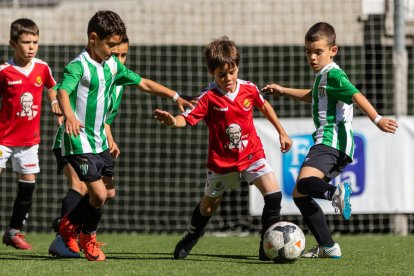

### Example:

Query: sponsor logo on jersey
xmin=8 ymin=79 xmax=22 ymax=85
xmin=34 ymin=76 xmax=43 ymax=87
xmin=242 ymin=99 xmax=252 ymax=111
xmin=0 ymin=150 xmax=2 ymax=157
xmin=281 ymin=134 xmax=365 ymax=199
xmin=213 ymin=106 xmax=228 ymax=112
xmin=23 ymin=163 xmax=37 ymax=167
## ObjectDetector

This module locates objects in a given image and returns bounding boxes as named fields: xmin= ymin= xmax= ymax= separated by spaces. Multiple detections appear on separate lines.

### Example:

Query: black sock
xmin=189 ymin=202 xmax=211 ymax=236
xmin=261 ymin=191 xmax=282 ymax=240
xmin=81 ymin=201 xmax=103 ymax=234
xmin=67 ymin=194 xmax=90 ymax=226
xmin=60 ymin=189 xmax=83 ymax=218
xmin=296 ymin=177 xmax=337 ymax=200
xmin=294 ymin=197 xmax=334 ymax=247
xmin=9 ymin=180 xmax=35 ymax=229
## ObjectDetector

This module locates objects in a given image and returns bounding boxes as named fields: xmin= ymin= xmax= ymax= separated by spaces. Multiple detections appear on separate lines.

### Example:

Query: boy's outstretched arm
xmin=137 ymin=78 xmax=194 ymax=112
xmin=153 ymin=109 xmax=186 ymax=128
xmin=261 ymin=83 xmax=312 ymax=103
xmin=353 ymin=92 xmax=398 ymax=133
xmin=259 ymin=101 xmax=293 ymax=153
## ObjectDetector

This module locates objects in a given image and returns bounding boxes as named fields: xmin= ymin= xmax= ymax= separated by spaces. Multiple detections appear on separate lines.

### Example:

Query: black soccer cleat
xmin=173 ymin=232 xmax=204 ymax=259
xmin=259 ymin=239 xmax=270 ymax=261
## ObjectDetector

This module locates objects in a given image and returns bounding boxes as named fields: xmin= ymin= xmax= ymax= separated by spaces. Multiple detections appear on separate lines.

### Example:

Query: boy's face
xmin=304 ymin=37 xmax=338 ymax=73
xmin=112 ymin=42 xmax=129 ymax=65
xmin=89 ymin=33 xmax=122 ymax=63
xmin=211 ymin=63 xmax=238 ymax=93
xmin=10 ymin=33 xmax=39 ymax=64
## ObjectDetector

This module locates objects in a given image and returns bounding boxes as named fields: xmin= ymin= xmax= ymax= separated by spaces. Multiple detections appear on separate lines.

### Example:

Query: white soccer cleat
xmin=332 ymin=182 xmax=352 ymax=220
xmin=301 ymin=243 xmax=342 ymax=259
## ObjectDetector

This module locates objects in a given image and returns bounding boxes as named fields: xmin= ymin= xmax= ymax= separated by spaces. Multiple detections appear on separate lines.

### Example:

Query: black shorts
xmin=301 ymin=144 xmax=352 ymax=181
xmin=53 ymin=148 xmax=69 ymax=174
xmin=65 ymin=150 xmax=114 ymax=182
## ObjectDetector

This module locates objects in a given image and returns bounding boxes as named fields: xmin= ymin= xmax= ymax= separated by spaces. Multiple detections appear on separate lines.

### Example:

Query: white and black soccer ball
xmin=263 ymin=221 xmax=305 ymax=262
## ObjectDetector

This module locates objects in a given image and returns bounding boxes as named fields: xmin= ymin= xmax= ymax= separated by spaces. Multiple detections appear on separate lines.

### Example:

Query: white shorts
xmin=0 ymin=144 xmax=40 ymax=174
xmin=204 ymin=158 xmax=274 ymax=197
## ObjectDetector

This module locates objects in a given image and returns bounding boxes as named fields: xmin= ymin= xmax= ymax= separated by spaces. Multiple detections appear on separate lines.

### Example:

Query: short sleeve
xmin=182 ymin=92 xmax=208 ymax=126
xmin=58 ymin=61 xmax=84 ymax=95
xmin=326 ymin=69 xmax=360 ymax=104
xmin=113 ymin=59 xmax=142 ymax=87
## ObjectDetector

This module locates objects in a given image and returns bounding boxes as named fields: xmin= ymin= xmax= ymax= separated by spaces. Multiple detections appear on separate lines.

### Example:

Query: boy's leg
xmin=251 ymin=171 xmax=282 ymax=261
xmin=3 ymin=177 xmax=35 ymax=250
xmin=174 ymin=196 xmax=219 ymax=259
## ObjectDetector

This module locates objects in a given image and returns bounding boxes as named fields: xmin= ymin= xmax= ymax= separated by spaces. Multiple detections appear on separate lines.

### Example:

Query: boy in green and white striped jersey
xmin=56 ymin=11 xmax=193 ymax=261
xmin=48 ymin=36 xmax=131 ymax=258
xmin=262 ymin=22 xmax=397 ymax=258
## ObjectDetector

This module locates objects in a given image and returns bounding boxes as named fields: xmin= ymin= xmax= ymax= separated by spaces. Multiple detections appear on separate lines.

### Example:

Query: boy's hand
xmin=376 ymin=117 xmax=398 ymax=134
xmin=261 ymin=83 xmax=284 ymax=96
xmin=65 ymin=115 xmax=84 ymax=137
xmin=153 ymin=109 xmax=176 ymax=127
xmin=279 ymin=133 xmax=293 ymax=153
xmin=109 ymin=140 xmax=120 ymax=158
xmin=176 ymin=97 xmax=194 ymax=112
xmin=51 ymin=101 xmax=63 ymax=116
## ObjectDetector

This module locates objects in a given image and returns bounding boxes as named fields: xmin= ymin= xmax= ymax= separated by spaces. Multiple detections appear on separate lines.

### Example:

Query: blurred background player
xmin=57 ymin=10 xmax=192 ymax=261
xmin=0 ymin=18 xmax=61 ymax=250
xmin=48 ymin=36 xmax=130 ymax=258
xmin=153 ymin=36 xmax=292 ymax=261
xmin=262 ymin=22 xmax=398 ymax=258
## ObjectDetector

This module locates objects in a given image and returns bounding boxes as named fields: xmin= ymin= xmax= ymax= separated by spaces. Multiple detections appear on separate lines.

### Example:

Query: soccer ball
xmin=263 ymin=221 xmax=305 ymax=262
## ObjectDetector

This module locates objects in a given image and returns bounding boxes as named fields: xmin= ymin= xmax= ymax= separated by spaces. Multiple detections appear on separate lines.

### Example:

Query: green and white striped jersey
xmin=58 ymin=50 xmax=141 ymax=155
xmin=52 ymin=85 xmax=124 ymax=150
xmin=311 ymin=62 xmax=360 ymax=159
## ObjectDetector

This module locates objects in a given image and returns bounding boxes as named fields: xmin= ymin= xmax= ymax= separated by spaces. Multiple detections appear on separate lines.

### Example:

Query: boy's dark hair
xmin=204 ymin=36 xmax=240 ymax=73
xmin=121 ymin=35 xmax=129 ymax=44
xmin=10 ymin=18 xmax=39 ymax=42
xmin=305 ymin=22 xmax=336 ymax=46
xmin=87 ymin=10 xmax=126 ymax=40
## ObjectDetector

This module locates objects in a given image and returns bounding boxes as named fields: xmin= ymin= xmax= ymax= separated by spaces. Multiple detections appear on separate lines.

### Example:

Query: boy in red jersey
xmin=153 ymin=36 xmax=293 ymax=260
xmin=0 ymin=18 xmax=60 ymax=250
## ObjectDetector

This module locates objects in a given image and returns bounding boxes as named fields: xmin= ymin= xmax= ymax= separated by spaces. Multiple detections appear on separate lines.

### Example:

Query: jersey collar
xmin=315 ymin=62 xmax=339 ymax=77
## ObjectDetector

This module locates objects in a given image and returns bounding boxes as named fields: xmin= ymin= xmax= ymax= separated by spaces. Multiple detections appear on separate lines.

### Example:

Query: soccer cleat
xmin=49 ymin=234 xmax=81 ymax=258
xmin=259 ymin=240 xmax=270 ymax=261
xmin=332 ymin=182 xmax=352 ymax=220
xmin=58 ymin=215 xmax=80 ymax=253
xmin=79 ymin=232 xmax=106 ymax=261
xmin=173 ymin=232 xmax=204 ymax=259
xmin=2 ymin=231 xmax=32 ymax=250
xmin=301 ymin=243 xmax=342 ymax=259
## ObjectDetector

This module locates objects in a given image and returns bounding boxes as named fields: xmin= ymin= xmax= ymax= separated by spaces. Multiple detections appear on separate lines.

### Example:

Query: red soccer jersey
xmin=0 ymin=58 xmax=56 ymax=146
xmin=183 ymin=79 xmax=266 ymax=174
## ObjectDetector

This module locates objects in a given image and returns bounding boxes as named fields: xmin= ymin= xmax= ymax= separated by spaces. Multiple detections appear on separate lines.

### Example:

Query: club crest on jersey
xmin=318 ymin=87 xmax=326 ymax=98
xmin=34 ymin=76 xmax=43 ymax=87
xmin=0 ymin=149 xmax=2 ymax=158
xmin=242 ymin=99 xmax=252 ymax=111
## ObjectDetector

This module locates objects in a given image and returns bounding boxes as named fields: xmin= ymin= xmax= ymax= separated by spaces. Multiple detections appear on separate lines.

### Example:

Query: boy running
xmin=48 ymin=36 xmax=130 ymax=258
xmin=57 ymin=11 xmax=192 ymax=261
xmin=154 ymin=36 xmax=292 ymax=260
xmin=262 ymin=22 xmax=398 ymax=258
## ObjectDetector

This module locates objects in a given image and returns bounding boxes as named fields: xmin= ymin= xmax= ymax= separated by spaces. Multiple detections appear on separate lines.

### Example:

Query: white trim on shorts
xmin=0 ymin=144 xmax=40 ymax=174
xmin=204 ymin=158 xmax=273 ymax=197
